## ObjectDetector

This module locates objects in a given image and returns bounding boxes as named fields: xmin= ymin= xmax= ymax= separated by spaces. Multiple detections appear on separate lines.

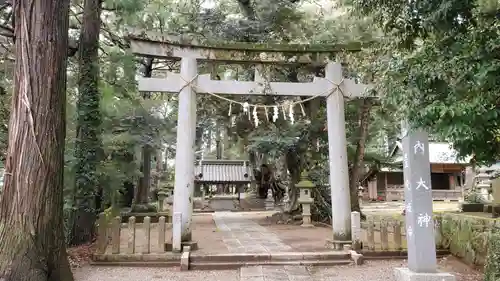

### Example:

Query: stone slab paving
xmin=240 ymin=265 xmax=310 ymax=281
xmin=212 ymin=211 xmax=292 ymax=253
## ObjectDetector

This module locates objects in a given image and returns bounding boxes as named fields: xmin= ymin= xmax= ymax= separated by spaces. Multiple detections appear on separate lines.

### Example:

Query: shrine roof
xmin=390 ymin=141 xmax=471 ymax=164
xmin=125 ymin=29 xmax=367 ymax=64
xmin=194 ymin=159 xmax=252 ymax=183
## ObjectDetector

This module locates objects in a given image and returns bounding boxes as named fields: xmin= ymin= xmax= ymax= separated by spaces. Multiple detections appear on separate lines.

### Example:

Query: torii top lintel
xmin=125 ymin=29 xmax=366 ymax=65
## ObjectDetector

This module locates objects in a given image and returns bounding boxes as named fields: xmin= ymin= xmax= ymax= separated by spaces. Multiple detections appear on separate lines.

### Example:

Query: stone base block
xmin=394 ymin=267 xmax=456 ymax=281
xmin=180 ymin=251 xmax=190 ymax=271
xmin=326 ymin=239 xmax=352 ymax=251
xmin=165 ymin=241 xmax=198 ymax=252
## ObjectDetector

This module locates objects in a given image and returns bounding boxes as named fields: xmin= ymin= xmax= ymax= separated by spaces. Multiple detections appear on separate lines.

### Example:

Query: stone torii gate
xmin=126 ymin=30 xmax=372 ymax=251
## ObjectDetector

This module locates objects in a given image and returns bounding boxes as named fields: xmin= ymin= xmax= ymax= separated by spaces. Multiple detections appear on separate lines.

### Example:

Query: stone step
xmin=190 ymin=251 xmax=351 ymax=263
xmin=190 ymin=259 xmax=352 ymax=270
xmin=89 ymin=261 xmax=179 ymax=267
xmin=360 ymin=249 xmax=450 ymax=259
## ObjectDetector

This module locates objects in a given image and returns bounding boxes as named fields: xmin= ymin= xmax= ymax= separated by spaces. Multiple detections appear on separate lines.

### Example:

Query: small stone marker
xmin=265 ymin=188 xmax=274 ymax=210
xmin=180 ymin=245 xmax=191 ymax=271
xmin=172 ymin=212 xmax=182 ymax=252
xmin=350 ymin=211 xmax=362 ymax=250
xmin=394 ymin=122 xmax=455 ymax=281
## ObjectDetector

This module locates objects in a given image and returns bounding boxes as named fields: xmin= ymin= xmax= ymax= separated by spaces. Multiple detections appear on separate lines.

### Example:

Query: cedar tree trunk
xmin=0 ymin=0 xmax=73 ymax=279
xmin=71 ymin=0 xmax=102 ymax=246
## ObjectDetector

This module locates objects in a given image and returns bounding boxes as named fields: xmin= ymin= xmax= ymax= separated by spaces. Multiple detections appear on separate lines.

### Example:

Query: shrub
xmin=465 ymin=190 xmax=485 ymax=203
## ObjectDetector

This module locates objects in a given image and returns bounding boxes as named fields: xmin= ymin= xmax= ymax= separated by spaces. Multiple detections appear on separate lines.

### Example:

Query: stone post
xmin=325 ymin=62 xmax=351 ymax=245
xmin=283 ymin=184 xmax=290 ymax=210
xmin=394 ymin=121 xmax=455 ymax=281
xmin=265 ymin=188 xmax=274 ymax=210
xmin=351 ymin=211 xmax=362 ymax=250
xmin=172 ymin=212 xmax=182 ymax=252
xmin=201 ymin=187 xmax=206 ymax=209
xmin=173 ymin=57 xmax=197 ymax=242
xmin=296 ymin=171 xmax=315 ymax=227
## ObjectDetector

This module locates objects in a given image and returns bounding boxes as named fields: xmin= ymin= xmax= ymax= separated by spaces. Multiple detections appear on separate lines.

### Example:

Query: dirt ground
xmin=111 ymin=213 xmax=227 ymax=254
xmin=254 ymin=214 xmax=482 ymax=281
xmin=255 ymin=213 xmax=408 ymax=251
xmin=94 ymin=210 xmax=482 ymax=281
xmin=73 ymin=258 xmax=482 ymax=281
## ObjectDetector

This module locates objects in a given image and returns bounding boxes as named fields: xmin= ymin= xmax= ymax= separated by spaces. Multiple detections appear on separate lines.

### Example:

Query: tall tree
xmin=0 ymin=0 xmax=73 ymax=279
xmin=133 ymin=58 xmax=154 ymax=209
xmin=349 ymin=98 xmax=372 ymax=214
xmin=352 ymin=0 xmax=500 ymax=163
xmin=71 ymin=0 xmax=102 ymax=245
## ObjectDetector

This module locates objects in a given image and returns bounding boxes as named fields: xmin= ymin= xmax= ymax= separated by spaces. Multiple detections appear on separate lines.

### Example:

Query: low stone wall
xmin=435 ymin=213 xmax=498 ymax=266
xmin=362 ymin=213 xmax=498 ymax=267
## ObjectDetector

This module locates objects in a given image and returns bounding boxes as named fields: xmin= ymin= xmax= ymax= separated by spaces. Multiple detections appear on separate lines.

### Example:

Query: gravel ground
xmin=73 ymin=259 xmax=482 ymax=281
xmin=73 ymin=267 xmax=239 ymax=281
xmin=310 ymin=260 xmax=480 ymax=281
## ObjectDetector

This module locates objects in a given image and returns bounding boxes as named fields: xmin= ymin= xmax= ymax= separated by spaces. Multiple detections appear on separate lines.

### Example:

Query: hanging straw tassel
xmin=299 ymin=102 xmax=306 ymax=116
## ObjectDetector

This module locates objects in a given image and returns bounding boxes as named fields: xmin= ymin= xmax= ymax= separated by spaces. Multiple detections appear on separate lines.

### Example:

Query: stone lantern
xmin=296 ymin=171 xmax=315 ymax=227
xmin=162 ymin=182 xmax=174 ymax=209
xmin=157 ymin=189 xmax=168 ymax=212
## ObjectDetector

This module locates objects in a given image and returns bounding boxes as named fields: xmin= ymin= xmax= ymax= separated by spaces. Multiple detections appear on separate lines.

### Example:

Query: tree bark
xmin=350 ymin=98 xmax=373 ymax=214
xmin=70 ymin=0 xmax=102 ymax=246
xmin=134 ymin=58 xmax=153 ymax=207
xmin=0 ymin=0 xmax=73 ymax=279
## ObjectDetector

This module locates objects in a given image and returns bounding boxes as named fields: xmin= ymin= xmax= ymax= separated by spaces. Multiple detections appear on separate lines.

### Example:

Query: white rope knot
xmin=324 ymin=77 xmax=350 ymax=99
xmin=178 ymin=74 xmax=199 ymax=93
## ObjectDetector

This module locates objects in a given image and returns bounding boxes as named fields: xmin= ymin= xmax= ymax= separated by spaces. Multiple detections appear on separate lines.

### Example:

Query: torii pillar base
xmin=394 ymin=268 xmax=455 ymax=281
xmin=165 ymin=241 xmax=199 ymax=253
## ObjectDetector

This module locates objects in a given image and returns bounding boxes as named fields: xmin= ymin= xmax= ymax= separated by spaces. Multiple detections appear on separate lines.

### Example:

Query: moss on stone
xmin=126 ymin=29 xmax=367 ymax=53
xmin=436 ymin=213 xmax=494 ymax=266
xmin=484 ymin=229 xmax=500 ymax=281
xmin=130 ymin=203 xmax=157 ymax=213
xmin=125 ymin=29 xmax=371 ymax=63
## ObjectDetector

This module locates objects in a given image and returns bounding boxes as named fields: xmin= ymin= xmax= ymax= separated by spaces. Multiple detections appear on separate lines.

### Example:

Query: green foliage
xmin=351 ymin=0 xmax=500 ymax=163
xmin=464 ymin=190 xmax=486 ymax=203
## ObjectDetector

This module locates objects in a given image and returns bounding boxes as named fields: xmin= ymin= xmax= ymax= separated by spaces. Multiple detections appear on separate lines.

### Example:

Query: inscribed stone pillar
xmin=394 ymin=121 xmax=455 ymax=281
xmin=325 ymin=62 xmax=351 ymax=243
xmin=401 ymin=121 xmax=437 ymax=272
xmin=172 ymin=57 xmax=197 ymax=242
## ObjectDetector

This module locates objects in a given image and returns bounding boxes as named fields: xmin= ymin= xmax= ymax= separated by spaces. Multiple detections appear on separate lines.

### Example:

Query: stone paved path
xmin=212 ymin=212 xmax=292 ymax=253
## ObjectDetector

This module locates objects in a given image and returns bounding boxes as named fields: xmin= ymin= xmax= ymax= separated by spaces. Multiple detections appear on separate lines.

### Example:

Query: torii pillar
xmin=325 ymin=62 xmax=353 ymax=249
xmin=172 ymin=57 xmax=198 ymax=251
